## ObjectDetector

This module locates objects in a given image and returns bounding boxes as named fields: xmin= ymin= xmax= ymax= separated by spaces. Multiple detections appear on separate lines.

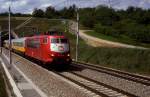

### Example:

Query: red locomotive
xmin=4 ymin=31 xmax=72 ymax=65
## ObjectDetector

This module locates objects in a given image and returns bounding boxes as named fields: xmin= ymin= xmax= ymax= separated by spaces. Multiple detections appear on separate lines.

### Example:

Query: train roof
xmin=26 ymin=35 xmax=67 ymax=39
xmin=4 ymin=37 xmax=27 ymax=42
xmin=12 ymin=37 xmax=26 ymax=42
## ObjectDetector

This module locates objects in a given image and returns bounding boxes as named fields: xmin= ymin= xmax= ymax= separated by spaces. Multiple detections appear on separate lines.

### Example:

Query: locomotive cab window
xmin=51 ymin=38 xmax=59 ymax=43
xmin=51 ymin=38 xmax=68 ymax=43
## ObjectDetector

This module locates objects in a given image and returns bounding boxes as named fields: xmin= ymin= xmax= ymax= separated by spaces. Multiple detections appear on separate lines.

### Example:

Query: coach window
xmin=34 ymin=40 xmax=40 ymax=48
xmin=43 ymin=38 xmax=48 ymax=44
xmin=27 ymin=40 xmax=34 ymax=48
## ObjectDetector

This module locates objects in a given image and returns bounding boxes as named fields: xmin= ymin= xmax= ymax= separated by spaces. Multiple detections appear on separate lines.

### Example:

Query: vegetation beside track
xmin=64 ymin=31 xmax=150 ymax=75
xmin=0 ymin=17 xmax=28 ymax=30
xmin=15 ymin=18 xmax=64 ymax=37
xmin=30 ymin=5 xmax=150 ymax=46
xmin=85 ymin=31 xmax=150 ymax=48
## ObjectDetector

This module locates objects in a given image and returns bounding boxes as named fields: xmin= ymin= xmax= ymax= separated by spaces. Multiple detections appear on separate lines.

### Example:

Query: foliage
xmin=1 ymin=4 xmax=150 ymax=43
xmin=79 ymin=8 xmax=96 ymax=28
xmin=94 ymin=23 xmax=119 ymax=37
xmin=95 ymin=6 xmax=120 ymax=26
xmin=45 ymin=6 xmax=59 ymax=18
xmin=64 ymin=29 xmax=150 ymax=75
xmin=59 ymin=5 xmax=76 ymax=19
xmin=0 ymin=12 xmax=31 ymax=17
xmin=32 ymin=8 xmax=44 ymax=17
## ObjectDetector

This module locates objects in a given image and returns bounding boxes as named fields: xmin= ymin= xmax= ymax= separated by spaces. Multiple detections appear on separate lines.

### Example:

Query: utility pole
xmin=8 ymin=6 xmax=12 ymax=65
xmin=108 ymin=0 xmax=111 ymax=8
xmin=76 ymin=8 xmax=79 ymax=61
xmin=0 ymin=26 xmax=1 ymax=54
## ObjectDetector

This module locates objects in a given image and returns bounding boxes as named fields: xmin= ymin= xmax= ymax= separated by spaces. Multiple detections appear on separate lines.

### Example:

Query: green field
xmin=85 ymin=31 xmax=150 ymax=48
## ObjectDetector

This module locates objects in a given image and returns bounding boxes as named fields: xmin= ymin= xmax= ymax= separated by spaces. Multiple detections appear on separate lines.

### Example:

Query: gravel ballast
xmin=73 ymin=68 xmax=150 ymax=97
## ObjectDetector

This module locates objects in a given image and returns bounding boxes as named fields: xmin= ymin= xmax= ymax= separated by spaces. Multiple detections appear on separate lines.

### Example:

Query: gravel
xmin=73 ymin=68 xmax=150 ymax=97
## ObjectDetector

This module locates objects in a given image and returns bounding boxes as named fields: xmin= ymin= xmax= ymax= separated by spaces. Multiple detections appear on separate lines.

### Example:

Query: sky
xmin=0 ymin=0 xmax=150 ymax=14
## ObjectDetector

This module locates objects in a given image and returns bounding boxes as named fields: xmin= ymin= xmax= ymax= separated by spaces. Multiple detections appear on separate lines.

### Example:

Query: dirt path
xmin=79 ymin=30 xmax=147 ymax=49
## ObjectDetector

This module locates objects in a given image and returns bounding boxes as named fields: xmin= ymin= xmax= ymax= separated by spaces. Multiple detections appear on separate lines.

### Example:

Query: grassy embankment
xmin=65 ymin=30 xmax=150 ymax=75
xmin=0 ymin=17 xmax=28 ymax=30
xmin=10 ymin=17 xmax=150 ymax=75
xmin=15 ymin=18 xmax=64 ymax=37
xmin=85 ymin=31 xmax=150 ymax=48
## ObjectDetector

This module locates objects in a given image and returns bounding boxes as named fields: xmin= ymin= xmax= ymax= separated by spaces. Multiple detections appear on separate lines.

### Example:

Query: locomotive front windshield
xmin=50 ymin=38 xmax=69 ymax=52
xmin=51 ymin=38 xmax=68 ymax=43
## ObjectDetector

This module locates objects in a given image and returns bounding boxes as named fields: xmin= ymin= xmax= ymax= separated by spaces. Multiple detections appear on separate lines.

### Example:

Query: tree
xmin=32 ymin=8 xmax=44 ymax=17
xmin=79 ymin=8 xmax=96 ymax=28
xmin=59 ymin=5 xmax=76 ymax=19
xmin=94 ymin=23 xmax=118 ymax=37
xmin=0 ymin=12 xmax=8 ymax=16
xmin=45 ymin=6 xmax=57 ymax=18
xmin=95 ymin=5 xmax=120 ymax=26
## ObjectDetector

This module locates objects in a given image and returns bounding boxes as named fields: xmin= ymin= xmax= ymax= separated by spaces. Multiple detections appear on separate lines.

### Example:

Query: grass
xmin=15 ymin=18 xmax=64 ymax=37
xmin=85 ymin=31 xmax=150 ymax=48
xmin=0 ymin=70 xmax=8 ymax=97
xmin=64 ymin=30 xmax=150 ymax=75
xmin=0 ymin=17 xmax=27 ymax=30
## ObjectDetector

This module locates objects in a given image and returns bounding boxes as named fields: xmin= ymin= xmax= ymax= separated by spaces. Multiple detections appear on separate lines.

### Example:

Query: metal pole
xmin=0 ymin=31 xmax=2 ymax=54
xmin=76 ymin=8 xmax=79 ymax=61
xmin=108 ymin=0 xmax=111 ymax=8
xmin=65 ymin=19 xmax=67 ymax=33
xmin=8 ymin=6 xmax=12 ymax=65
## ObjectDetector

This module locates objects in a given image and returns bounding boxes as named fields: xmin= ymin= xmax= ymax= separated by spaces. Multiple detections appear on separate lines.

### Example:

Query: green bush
xmin=94 ymin=23 xmax=119 ymax=37
xmin=94 ymin=19 xmax=150 ymax=43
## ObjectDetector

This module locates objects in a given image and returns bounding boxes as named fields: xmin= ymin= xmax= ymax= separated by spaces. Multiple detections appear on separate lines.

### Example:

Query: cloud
xmin=0 ymin=0 xmax=64 ymax=13
xmin=0 ymin=0 xmax=150 ymax=14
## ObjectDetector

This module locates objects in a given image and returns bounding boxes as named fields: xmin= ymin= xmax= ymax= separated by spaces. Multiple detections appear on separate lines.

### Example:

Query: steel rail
xmin=72 ymin=61 xmax=150 ymax=86
xmin=70 ymin=71 xmax=138 ymax=97
xmin=55 ymin=71 xmax=109 ymax=97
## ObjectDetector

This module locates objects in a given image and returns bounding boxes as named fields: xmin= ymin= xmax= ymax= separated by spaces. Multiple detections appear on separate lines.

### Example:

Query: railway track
xmin=2 ymin=48 xmax=149 ymax=97
xmin=72 ymin=61 xmax=150 ymax=86
xmin=56 ymin=71 xmax=137 ymax=97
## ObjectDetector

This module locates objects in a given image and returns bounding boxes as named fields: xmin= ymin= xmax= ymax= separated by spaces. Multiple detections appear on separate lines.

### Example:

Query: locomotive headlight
xmin=67 ymin=54 xmax=70 ymax=57
xmin=51 ymin=54 xmax=55 ymax=57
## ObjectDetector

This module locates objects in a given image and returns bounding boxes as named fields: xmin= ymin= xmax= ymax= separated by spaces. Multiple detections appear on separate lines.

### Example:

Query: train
xmin=4 ymin=31 xmax=72 ymax=65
